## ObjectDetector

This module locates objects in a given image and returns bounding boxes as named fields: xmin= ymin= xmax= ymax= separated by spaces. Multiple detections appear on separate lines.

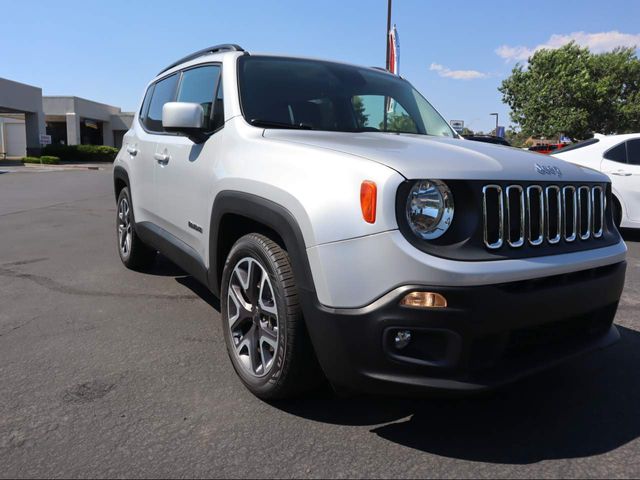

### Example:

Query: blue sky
xmin=2 ymin=0 xmax=639 ymax=133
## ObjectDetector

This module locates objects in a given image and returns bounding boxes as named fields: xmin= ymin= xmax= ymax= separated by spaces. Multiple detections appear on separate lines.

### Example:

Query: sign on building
xmin=39 ymin=134 xmax=52 ymax=145
xmin=450 ymin=120 xmax=464 ymax=133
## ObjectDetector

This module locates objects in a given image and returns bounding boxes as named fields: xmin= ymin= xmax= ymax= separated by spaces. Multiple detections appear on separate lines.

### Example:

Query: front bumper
xmin=300 ymin=261 xmax=626 ymax=394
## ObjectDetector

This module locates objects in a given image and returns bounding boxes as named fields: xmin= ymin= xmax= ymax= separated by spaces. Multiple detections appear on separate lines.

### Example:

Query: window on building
xmin=604 ymin=142 xmax=627 ymax=163
xmin=177 ymin=65 xmax=221 ymax=131
xmin=145 ymin=74 xmax=179 ymax=132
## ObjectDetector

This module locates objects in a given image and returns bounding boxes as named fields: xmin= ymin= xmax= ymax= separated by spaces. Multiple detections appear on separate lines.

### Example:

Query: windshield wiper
xmin=249 ymin=119 xmax=313 ymax=130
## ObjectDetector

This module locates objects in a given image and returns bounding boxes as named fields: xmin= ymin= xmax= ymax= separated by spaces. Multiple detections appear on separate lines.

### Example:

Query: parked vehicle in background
xmin=553 ymin=134 xmax=640 ymax=229
xmin=463 ymin=135 xmax=511 ymax=147
xmin=529 ymin=143 xmax=569 ymax=155
xmin=113 ymin=44 xmax=626 ymax=399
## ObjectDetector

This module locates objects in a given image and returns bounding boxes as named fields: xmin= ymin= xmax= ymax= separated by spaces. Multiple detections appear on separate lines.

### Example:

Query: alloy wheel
xmin=227 ymin=257 xmax=279 ymax=377
xmin=118 ymin=196 xmax=132 ymax=258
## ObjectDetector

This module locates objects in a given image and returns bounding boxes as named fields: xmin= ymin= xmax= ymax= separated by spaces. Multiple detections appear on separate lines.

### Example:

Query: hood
xmin=263 ymin=130 xmax=607 ymax=183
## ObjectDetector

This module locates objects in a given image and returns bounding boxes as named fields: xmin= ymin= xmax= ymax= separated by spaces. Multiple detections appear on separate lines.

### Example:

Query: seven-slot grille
xmin=482 ymin=184 xmax=605 ymax=250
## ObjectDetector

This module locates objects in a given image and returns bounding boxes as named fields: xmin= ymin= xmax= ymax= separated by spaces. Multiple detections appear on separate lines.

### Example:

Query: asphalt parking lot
xmin=1 ymin=168 xmax=639 ymax=478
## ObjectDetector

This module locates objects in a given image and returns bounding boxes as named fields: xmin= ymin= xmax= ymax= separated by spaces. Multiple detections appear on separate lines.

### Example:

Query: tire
xmin=116 ymin=187 xmax=156 ymax=270
xmin=221 ymin=233 xmax=323 ymax=399
xmin=612 ymin=196 xmax=623 ymax=230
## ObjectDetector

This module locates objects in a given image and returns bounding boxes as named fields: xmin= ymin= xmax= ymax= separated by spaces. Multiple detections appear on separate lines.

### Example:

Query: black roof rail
xmin=157 ymin=44 xmax=245 ymax=75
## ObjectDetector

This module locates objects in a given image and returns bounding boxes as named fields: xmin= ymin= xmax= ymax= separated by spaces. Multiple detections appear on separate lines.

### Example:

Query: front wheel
xmin=221 ymin=233 xmax=322 ymax=399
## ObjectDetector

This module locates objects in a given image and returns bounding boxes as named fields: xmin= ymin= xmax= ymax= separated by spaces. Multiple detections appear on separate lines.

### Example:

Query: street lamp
xmin=490 ymin=113 xmax=499 ymax=135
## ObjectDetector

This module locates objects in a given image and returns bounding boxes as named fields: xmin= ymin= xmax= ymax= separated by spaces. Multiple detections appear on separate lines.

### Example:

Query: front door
xmin=154 ymin=64 xmax=223 ymax=260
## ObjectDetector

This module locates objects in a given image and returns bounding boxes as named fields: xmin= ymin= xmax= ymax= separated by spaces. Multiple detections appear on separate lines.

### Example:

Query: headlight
xmin=406 ymin=180 xmax=454 ymax=240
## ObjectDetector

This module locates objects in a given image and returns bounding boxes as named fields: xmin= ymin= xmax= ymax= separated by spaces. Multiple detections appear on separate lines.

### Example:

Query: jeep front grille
xmin=482 ymin=184 xmax=605 ymax=250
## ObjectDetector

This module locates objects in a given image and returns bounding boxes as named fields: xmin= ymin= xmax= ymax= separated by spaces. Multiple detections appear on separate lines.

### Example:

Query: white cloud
xmin=429 ymin=63 xmax=488 ymax=80
xmin=496 ymin=31 xmax=640 ymax=62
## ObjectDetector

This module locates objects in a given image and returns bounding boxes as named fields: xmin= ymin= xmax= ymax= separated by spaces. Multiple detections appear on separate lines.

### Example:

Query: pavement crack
xmin=1 ymin=257 xmax=49 ymax=267
xmin=0 ymin=265 xmax=199 ymax=301
xmin=0 ymin=194 xmax=112 ymax=218
xmin=0 ymin=315 xmax=38 ymax=337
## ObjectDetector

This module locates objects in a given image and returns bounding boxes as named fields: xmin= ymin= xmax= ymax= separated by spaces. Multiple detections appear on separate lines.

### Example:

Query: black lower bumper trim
xmin=300 ymin=261 xmax=626 ymax=394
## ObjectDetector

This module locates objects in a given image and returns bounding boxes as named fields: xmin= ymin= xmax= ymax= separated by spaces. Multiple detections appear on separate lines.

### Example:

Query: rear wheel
xmin=116 ymin=187 xmax=156 ymax=270
xmin=221 ymin=233 xmax=322 ymax=399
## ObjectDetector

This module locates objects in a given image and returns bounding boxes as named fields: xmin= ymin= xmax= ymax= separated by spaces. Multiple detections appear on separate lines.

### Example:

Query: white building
xmin=0 ymin=77 xmax=133 ymax=159
xmin=0 ymin=78 xmax=45 ymax=158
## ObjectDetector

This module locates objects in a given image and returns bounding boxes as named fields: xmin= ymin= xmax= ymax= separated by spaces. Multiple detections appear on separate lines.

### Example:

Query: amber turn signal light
xmin=400 ymin=291 xmax=448 ymax=308
xmin=360 ymin=180 xmax=377 ymax=224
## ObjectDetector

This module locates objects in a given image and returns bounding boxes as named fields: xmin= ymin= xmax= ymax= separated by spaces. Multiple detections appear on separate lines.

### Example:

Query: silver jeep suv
xmin=114 ymin=44 xmax=627 ymax=399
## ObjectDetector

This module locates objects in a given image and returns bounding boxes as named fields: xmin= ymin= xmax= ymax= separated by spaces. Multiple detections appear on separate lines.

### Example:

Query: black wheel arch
xmin=113 ymin=166 xmax=130 ymax=201
xmin=208 ymin=191 xmax=316 ymax=299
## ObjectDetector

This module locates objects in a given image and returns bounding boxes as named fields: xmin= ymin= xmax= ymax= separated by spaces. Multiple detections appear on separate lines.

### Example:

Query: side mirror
xmin=162 ymin=102 xmax=207 ymax=143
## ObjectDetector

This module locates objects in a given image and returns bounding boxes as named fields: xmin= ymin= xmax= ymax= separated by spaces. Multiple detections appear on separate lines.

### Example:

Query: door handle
xmin=126 ymin=146 xmax=138 ymax=156
xmin=611 ymin=170 xmax=632 ymax=176
xmin=154 ymin=153 xmax=170 ymax=165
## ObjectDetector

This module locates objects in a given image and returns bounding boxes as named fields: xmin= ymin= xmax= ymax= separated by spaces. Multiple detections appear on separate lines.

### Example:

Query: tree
xmin=352 ymin=96 xmax=369 ymax=127
xmin=505 ymin=128 xmax=531 ymax=148
xmin=379 ymin=113 xmax=418 ymax=133
xmin=499 ymin=42 xmax=640 ymax=140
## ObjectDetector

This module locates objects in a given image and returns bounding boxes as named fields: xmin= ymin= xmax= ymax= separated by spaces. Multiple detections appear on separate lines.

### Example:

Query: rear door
xmin=154 ymin=64 xmax=223 ymax=258
xmin=130 ymin=74 xmax=179 ymax=224
xmin=619 ymin=139 xmax=640 ymax=222
xmin=601 ymin=139 xmax=640 ymax=223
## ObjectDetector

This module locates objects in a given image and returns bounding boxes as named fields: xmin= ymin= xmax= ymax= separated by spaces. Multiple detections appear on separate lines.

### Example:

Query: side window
xmin=352 ymin=95 xmax=418 ymax=134
xmin=177 ymin=65 xmax=221 ymax=131
xmin=604 ymin=142 xmax=627 ymax=163
xmin=139 ymin=84 xmax=154 ymax=124
xmin=145 ymin=74 xmax=179 ymax=132
xmin=626 ymin=139 xmax=640 ymax=166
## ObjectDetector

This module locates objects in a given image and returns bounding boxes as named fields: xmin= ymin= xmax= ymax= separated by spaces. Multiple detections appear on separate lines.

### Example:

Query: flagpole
xmin=385 ymin=0 xmax=392 ymax=70
xmin=384 ymin=0 xmax=392 ymax=131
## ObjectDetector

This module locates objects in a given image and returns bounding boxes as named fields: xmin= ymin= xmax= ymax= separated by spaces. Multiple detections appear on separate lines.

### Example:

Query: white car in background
xmin=553 ymin=133 xmax=640 ymax=229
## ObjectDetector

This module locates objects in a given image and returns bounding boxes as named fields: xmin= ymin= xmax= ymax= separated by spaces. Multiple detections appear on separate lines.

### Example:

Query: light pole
xmin=490 ymin=113 xmax=499 ymax=136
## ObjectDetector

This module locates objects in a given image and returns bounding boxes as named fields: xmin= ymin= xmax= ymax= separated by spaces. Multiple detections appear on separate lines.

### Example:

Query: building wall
xmin=0 ymin=77 xmax=133 ymax=153
xmin=0 ymin=77 xmax=45 ymax=156
xmin=0 ymin=115 xmax=27 ymax=158
xmin=43 ymin=96 xmax=129 ymax=147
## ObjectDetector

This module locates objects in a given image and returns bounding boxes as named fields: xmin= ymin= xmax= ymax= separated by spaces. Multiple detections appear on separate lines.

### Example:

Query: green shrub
xmin=22 ymin=156 xmax=60 ymax=164
xmin=42 ymin=144 xmax=119 ymax=162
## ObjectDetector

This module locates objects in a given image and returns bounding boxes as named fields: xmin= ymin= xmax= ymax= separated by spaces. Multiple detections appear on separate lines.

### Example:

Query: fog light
xmin=394 ymin=330 xmax=412 ymax=349
xmin=400 ymin=291 xmax=447 ymax=308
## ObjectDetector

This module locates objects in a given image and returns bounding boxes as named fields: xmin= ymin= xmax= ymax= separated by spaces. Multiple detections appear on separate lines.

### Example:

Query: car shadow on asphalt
xmin=274 ymin=325 xmax=640 ymax=464
xmin=621 ymin=229 xmax=640 ymax=243
xmin=151 ymin=250 xmax=640 ymax=464
xmin=148 ymin=254 xmax=221 ymax=310
xmin=176 ymin=274 xmax=220 ymax=310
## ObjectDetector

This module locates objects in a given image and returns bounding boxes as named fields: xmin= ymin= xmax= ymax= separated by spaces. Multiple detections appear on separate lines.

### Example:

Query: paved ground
xmin=1 ymin=169 xmax=639 ymax=478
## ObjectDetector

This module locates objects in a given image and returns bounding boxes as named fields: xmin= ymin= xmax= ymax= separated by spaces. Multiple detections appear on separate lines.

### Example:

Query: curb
xmin=22 ymin=163 xmax=108 ymax=171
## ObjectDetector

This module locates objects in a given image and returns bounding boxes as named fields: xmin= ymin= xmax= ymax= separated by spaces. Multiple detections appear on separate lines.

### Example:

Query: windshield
xmin=237 ymin=55 xmax=455 ymax=137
